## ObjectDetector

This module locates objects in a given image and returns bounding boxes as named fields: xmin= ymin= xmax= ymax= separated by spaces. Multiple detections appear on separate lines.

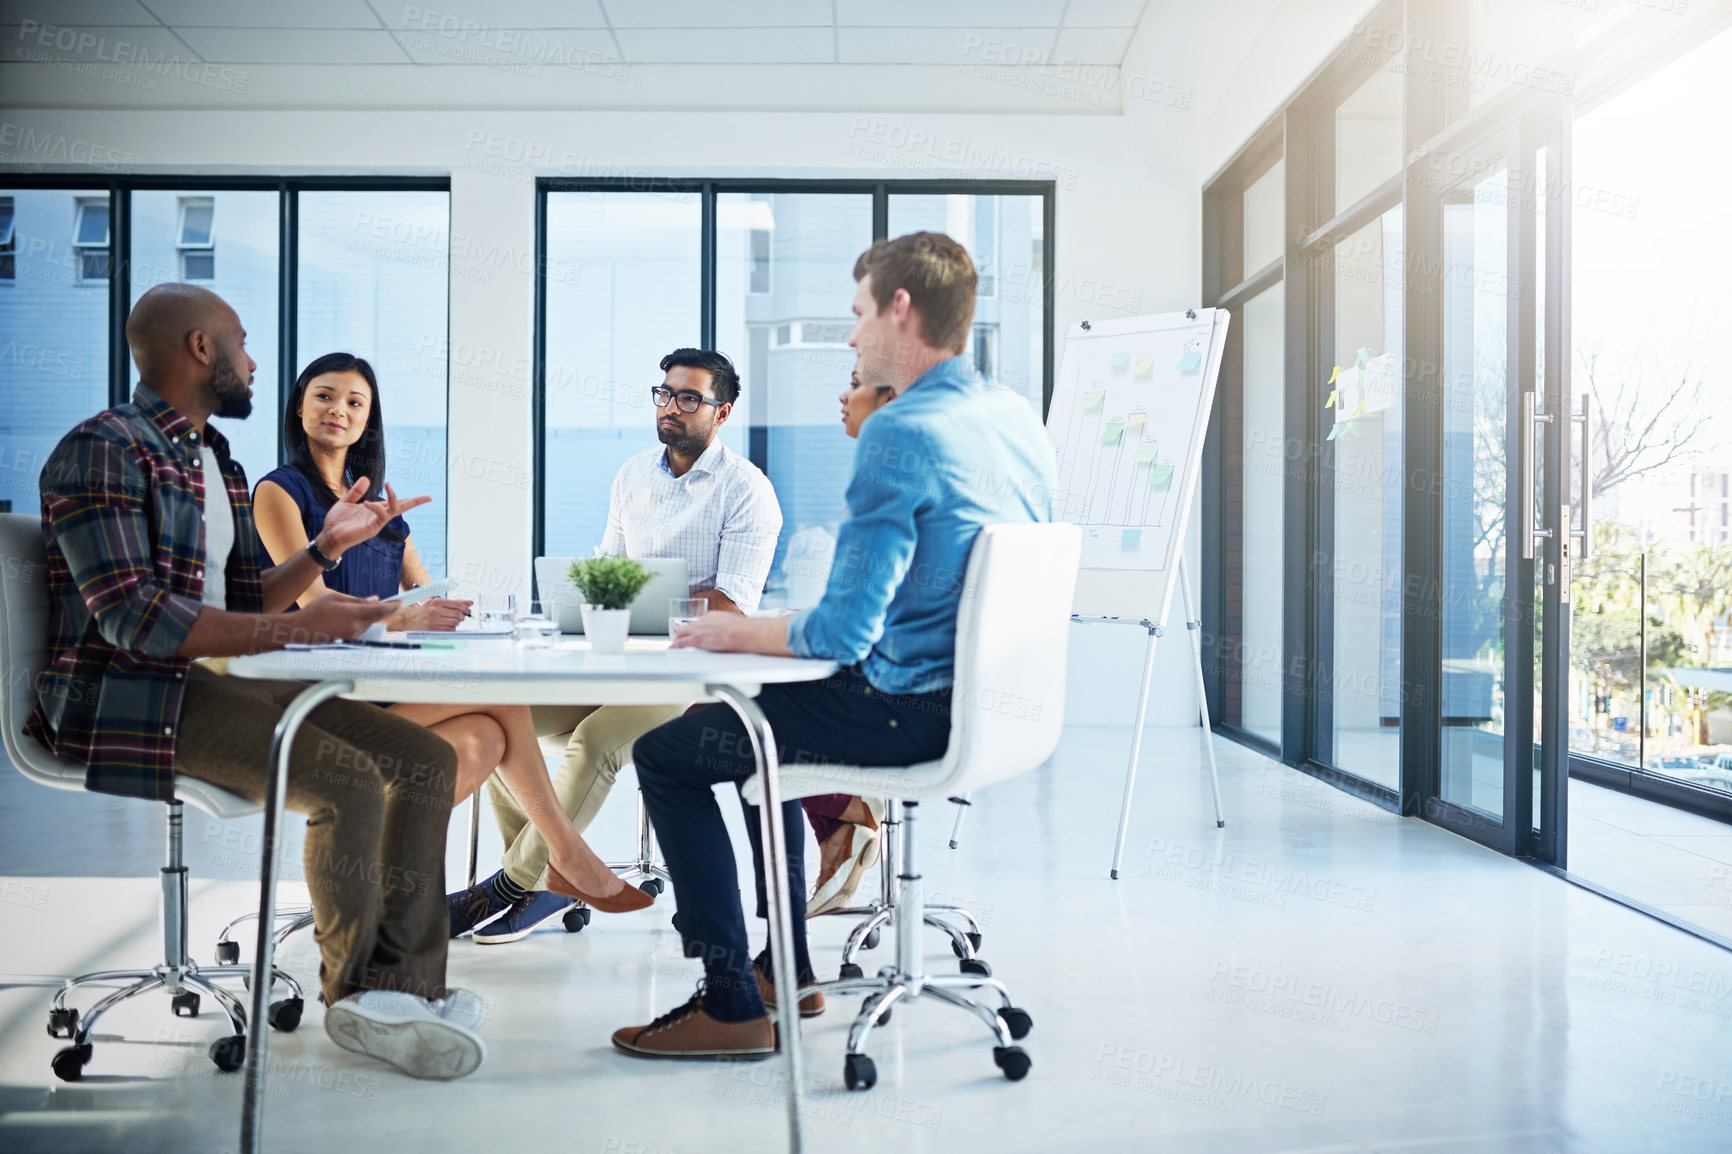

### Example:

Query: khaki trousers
xmin=489 ymin=703 xmax=688 ymax=890
xmin=171 ymin=665 xmax=456 ymax=1007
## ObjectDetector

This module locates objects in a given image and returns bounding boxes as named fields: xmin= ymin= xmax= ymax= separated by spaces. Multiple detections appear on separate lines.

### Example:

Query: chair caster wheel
xmin=172 ymin=991 xmax=201 ymax=1018
xmin=837 ymin=962 xmax=864 ymax=980
xmin=210 ymin=1035 xmax=246 ymax=1072
xmin=215 ymin=940 xmax=241 ymax=964
xmin=268 ymin=997 xmax=303 ymax=1032
xmin=843 ymin=1052 xmax=877 ymax=1091
xmin=862 ymin=928 xmax=881 ymax=951
xmin=993 ymin=1045 xmax=1032 ymax=1081
xmin=1000 ymin=1007 xmax=1033 ymax=1039
xmin=562 ymin=906 xmax=592 ymax=932
xmin=960 ymin=958 xmax=992 ymax=978
xmin=967 ymin=931 xmax=983 ymax=952
xmin=46 ymin=1007 xmax=78 ymax=1039
xmin=639 ymin=877 xmax=665 ymax=897
xmin=51 ymin=1044 xmax=93 ymax=1082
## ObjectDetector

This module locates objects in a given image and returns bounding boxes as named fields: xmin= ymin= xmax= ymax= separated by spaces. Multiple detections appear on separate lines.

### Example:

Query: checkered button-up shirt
xmin=598 ymin=440 xmax=781 ymax=613
xmin=26 ymin=385 xmax=264 ymax=801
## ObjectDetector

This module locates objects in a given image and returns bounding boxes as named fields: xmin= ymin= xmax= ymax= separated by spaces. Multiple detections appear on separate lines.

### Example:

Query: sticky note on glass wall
xmin=1177 ymin=349 xmax=1202 ymax=373
xmin=1110 ymin=351 xmax=1131 ymax=373
xmin=1135 ymin=442 xmax=1159 ymax=464
xmin=1133 ymin=357 xmax=1155 ymax=378
xmin=1083 ymin=389 xmax=1106 ymax=412
xmin=1120 ymin=529 xmax=1142 ymax=546
xmin=1101 ymin=421 xmax=1125 ymax=446
xmin=1148 ymin=465 xmax=1174 ymax=489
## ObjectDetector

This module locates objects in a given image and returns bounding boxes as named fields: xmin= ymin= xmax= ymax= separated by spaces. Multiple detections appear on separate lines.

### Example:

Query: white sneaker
xmin=434 ymin=988 xmax=488 ymax=1034
xmin=324 ymin=989 xmax=486 ymax=1080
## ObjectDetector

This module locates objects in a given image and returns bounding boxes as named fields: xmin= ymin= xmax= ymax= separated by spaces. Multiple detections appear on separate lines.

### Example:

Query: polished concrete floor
xmin=1571 ymin=779 xmax=1732 ymax=942
xmin=3 ymin=726 xmax=1732 ymax=1152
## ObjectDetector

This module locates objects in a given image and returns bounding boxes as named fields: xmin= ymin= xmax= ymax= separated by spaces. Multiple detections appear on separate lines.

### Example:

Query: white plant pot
xmin=581 ymin=606 xmax=632 ymax=654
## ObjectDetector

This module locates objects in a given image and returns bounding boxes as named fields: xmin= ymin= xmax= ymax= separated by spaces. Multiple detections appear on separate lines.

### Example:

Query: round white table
xmin=227 ymin=639 xmax=837 ymax=1154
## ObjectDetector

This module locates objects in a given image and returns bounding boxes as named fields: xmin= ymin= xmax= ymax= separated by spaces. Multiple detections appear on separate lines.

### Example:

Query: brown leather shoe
xmin=612 ymin=993 xmax=776 ymax=1061
xmin=756 ymin=966 xmax=826 ymax=1018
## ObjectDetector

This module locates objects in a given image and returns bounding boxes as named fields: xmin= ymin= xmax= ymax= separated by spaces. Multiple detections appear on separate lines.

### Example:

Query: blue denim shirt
xmin=788 ymin=356 xmax=1057 ymax=695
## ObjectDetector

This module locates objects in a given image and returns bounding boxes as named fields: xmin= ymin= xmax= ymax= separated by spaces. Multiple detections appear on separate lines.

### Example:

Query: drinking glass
xmin=513 ymin=600 xmax=558 ymax=648
xmin=669 ymin=597 xmax=706 ymax=638
xmin=476 ymin=593 xmax=517 ymax=631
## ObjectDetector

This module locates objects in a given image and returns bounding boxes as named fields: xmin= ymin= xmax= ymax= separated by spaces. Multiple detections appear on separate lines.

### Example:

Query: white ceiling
xmin=0 ymin=0 xmax=1150 ymax=66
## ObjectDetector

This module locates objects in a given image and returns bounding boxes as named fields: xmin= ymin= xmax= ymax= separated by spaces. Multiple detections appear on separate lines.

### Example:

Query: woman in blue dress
xmin=253 ymin=352 xmax=649 ymax=915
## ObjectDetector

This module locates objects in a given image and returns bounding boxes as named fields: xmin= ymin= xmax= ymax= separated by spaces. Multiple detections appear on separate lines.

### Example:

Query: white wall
xmin=1 ymin=1 xmax=1370 ymax=730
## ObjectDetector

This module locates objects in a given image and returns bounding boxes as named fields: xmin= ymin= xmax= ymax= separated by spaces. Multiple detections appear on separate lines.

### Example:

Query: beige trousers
xmin=488 ymin=703 xmax=688 ymax=890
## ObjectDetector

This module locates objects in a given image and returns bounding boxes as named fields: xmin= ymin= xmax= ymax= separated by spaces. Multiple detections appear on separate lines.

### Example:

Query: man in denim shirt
xmin=613 ymin=233 xmax=1057 ymax=1060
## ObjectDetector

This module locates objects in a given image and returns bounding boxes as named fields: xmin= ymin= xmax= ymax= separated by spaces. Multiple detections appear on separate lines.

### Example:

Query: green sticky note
xmin=1135 ymin=442 xmax=1159 ymax=464
xmin=1110 ymin=351 xmax=1131 ymax=372
xmin=1326 ymin=423 xmax=1341 ymax=441
xmin=1325 ymin=389 xmax=1338 ymax=408
xmin=1083 ymin=388 xmax=1106 ymax=411
xmin=1147 ymin=465 xmax=1174 ymax=489
xmin=1101 ymin=421 xmax=1125 ymax=446
xmin=1177 ymin=349 xmax=1202 ymax=373
xmin=1120 ymin=529 xmax=1142 ymax=546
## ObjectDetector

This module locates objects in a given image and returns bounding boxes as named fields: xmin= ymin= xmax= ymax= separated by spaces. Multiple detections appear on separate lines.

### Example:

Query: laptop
xmin=534 ymin=556 xmax=691 ymax=636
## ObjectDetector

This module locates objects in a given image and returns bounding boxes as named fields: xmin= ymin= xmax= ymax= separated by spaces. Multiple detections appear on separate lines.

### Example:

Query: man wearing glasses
xmin=448 ymin=348 xmax=783 ymax=944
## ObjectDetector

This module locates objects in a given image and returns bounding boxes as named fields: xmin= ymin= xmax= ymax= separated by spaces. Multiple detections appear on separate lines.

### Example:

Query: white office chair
xmin=0 ymin=512 xmax=304 ymax=1082
xmin=744 ymin=521 xmax=1081 ymax=1089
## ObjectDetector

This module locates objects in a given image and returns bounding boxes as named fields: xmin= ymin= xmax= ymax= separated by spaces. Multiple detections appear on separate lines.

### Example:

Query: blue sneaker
xmin=472 ymin=890 xmax=577 ymax=945
xmin=447 ymin=870 xmax=513 ymax=939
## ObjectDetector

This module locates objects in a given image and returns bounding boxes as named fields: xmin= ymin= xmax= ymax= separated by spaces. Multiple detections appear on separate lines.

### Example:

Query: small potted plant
xmin=568 ymin=555 xmax=653 ymax=654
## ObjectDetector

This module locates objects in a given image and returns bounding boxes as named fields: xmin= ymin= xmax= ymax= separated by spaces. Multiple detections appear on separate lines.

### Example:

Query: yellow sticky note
xmin=1135 ymin=442 xmax=1159 ymax=464
xmin=1083 ymin=389 xmax=1106 ymax=411
xmin=1327 ymin=365 xmax=1342 ymax=385
xmin=1133 ymin=357 xmax=1154 ymax=378
xmin=1147 ymin=465 xmax=1174 ymax=489
xmin=1126 ymin=412 xmax=1148 ymax=435
xmin=1325 ymin=389 xmax=1338 ymax=408
xmin=1101 ymin=421 xmax=1125 ymax=446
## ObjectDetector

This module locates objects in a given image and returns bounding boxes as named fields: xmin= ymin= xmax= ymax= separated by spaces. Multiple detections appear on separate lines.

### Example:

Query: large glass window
xmin=130 ymin=190 xmax=280 ymax=485
xmin=1235 ymin=285 xmax=1286 ymax=746
xmin=297 ymin=190 xmax=450 ymax=577
xmin=887 ymin=194 xmax=1045 ymax=414
xmin=535 ymin=182 xmax=1054 ymax=602
xmin=1335 ymin=69 xmax=1403 ymax=212
xmin=0 ymin=189 xmax=109 ymax=516
xmin=541 ymin=191 xmax=702 ymax=561
xmin=717 ymin=192 xmax=871 ymax=607
xmin=1242 ymin=160 xmax=1284 ymax=275
xmin=1326 ymin=207 xmax=1404 ymax=789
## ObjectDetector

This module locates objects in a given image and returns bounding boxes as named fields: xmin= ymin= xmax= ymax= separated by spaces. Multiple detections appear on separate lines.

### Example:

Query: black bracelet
xmin=306 ymin=539 xmax=340 ymax=571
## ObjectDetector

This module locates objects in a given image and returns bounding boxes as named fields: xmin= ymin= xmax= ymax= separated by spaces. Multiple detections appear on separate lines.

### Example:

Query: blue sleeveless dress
xmin=256 ymin=466 xmax=409 ymax=599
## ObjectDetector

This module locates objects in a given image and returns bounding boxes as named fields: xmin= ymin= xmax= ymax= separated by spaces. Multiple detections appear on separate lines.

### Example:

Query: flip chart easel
xmin=1045 ymin=308 xmax=1232 ymax=877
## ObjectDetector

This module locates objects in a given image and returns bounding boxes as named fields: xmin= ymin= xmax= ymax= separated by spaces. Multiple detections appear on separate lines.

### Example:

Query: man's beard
xmin=657 ymin=419 xmax=708 ymax=458
xmin=206 ymin=347 xmax=253 ymax=420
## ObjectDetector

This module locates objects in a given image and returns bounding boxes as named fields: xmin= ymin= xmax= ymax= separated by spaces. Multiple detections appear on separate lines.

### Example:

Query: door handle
xmin=1571 ymin=392 xmax=1591 ymax=560
xmin=1522 ymin=391 xmax=1553 ymax=561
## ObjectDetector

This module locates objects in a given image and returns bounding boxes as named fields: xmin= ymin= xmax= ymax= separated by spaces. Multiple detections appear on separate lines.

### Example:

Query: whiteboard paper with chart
xmin=1047 ymin=309 xmax=1231 ymax=576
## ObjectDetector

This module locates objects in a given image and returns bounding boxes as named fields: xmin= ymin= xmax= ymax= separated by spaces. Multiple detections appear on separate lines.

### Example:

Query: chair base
xmin=813 ymin=801 xmax=1031 ymax=1089
xmin=816 ymin=800 xmax=987 ymax=967
xmin=38 ymin=801 xmax=306 ymax=1083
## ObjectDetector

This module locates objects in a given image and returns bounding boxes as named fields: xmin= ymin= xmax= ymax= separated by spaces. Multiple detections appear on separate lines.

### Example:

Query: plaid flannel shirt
xmin=26 ymin=385 xmax=265 ymax=801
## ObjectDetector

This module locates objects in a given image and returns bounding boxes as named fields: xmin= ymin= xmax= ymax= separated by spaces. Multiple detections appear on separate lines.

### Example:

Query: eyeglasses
xmin=651 ymin=386 xmax=725 ymax=414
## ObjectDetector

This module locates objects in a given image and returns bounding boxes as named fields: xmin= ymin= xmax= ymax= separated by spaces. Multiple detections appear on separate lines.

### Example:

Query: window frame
xmin=0 ymin=195 xmax=14 ymax=281
xmin=530 ymin=177 xmax=1056 ymax=559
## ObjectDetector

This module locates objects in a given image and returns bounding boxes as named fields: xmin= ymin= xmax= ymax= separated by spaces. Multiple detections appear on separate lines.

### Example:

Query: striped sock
xmin=488 ymin=871 xmax=531 ymax=907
